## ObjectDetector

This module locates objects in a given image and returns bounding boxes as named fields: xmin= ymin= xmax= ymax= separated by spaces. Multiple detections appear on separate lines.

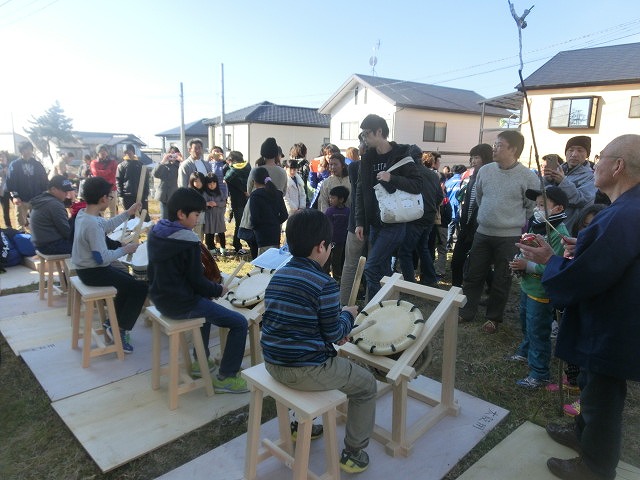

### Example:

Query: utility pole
xmin=220 ymin=63 xmax=226 ymax=153
xmin=180 ymin=82 xmax=186 ymax=156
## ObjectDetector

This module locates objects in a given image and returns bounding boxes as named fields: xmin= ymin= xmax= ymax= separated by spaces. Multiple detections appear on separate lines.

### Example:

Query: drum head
xmin=352 ymin=300 xmax=425 ymax=355
xmin=225 ymin=267 xmax=275 ymax=307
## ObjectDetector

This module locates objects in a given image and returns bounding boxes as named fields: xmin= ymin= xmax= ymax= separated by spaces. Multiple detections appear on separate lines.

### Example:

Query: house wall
xmin=208 ymin=124 xmax=329 ymax=166
xmin=394 ymin=109 xmax=503 ymax=165
xmin=519 ymin=83 xmax=640 ymax=166
xmin=327 ymin=84 xmax=504 ymax=166
xmin=329 ymin=86 xmax=396 ymax=151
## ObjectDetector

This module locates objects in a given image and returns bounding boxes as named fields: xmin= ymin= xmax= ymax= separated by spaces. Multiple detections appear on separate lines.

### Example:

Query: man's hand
xmin=562 ymin=236 xmax=577 ymax=258
xmin=515 ymin=234 xmax=554 ymax=265
xmin=11 ymin=197 xmax=21 ymax=206
xmin=376 ymin=171 xmax=391 ymax=182
xmin=543 ymin=166 xmax=565 ymax=185
xmin=355 ymin=226 xmax=364 ymax=241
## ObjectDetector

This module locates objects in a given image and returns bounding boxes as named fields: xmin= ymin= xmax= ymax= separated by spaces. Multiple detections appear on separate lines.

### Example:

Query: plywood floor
xmin=158 ymin=376 xmax=509 ymax=480
xmin=458 ymin=421 xmax=640 ymax=480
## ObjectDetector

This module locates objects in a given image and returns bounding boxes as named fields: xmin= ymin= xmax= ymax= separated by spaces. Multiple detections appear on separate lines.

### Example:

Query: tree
xmin=24 ymin=101 xmax=75 ymax=162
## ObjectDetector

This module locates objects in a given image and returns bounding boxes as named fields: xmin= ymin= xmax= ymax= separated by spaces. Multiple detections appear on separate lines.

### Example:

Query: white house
xmin=514 ymin=42 xmax=640 ymax=166
xmin=319 ymin=74 xmax=511 ymax=166
xmin=203 ymin=102 xmax=330 ymax=163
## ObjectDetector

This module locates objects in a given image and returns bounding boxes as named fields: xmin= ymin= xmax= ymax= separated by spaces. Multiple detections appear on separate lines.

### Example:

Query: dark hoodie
xmin=224 ymin=160 xmax=251 ymax=210
xmin=147 ymin=219 xmax=222 ymax=317
xmin=29 ymin=191 xmax=71 ymax=246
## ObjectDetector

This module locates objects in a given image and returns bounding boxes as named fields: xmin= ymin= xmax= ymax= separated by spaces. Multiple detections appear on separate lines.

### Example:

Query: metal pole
xmin=180 ymin=82 xmax=186 ymax=156
xmin=221 ymin=63 xmax=226 ymax=153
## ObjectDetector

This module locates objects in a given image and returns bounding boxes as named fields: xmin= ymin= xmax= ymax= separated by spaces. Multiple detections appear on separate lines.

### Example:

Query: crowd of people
xmin=2 ymin=120 xmax=637 ymax=479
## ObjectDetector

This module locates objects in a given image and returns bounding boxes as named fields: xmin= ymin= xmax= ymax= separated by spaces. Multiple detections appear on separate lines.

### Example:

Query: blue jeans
xmin=365 ymin=223 xmax=406 ymax=301
xmin=171 ymin=297 xmax=248 ymax=377
xmin=574 ymin=370 xmax=627 ymax=479
xmin=516 ymin=290 xmax=553 ymax=380
xmin=36 ymin=238 xmax=72 ymax=255
xmin=398 ymin=223 xmax=434 ymax=284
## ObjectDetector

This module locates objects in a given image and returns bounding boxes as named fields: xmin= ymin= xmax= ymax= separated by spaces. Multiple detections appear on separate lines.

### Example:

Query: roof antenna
xmin=369 ymin=40 xmax=380 ymax=76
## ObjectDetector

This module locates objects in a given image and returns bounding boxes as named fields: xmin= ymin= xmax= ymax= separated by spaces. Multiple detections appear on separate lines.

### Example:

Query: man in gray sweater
xmin=459 ymin=130 xmax=539 ymax=333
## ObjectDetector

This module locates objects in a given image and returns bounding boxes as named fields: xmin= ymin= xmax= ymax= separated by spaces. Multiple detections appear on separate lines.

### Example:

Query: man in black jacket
xmin=116 ymin=144 xmax=150 ymax=220
xmin=355 ymin=114 xmax=422 ymax=300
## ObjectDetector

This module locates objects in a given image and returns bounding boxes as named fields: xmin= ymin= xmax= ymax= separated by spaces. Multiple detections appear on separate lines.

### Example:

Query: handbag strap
xmin=385 ymin=156 xmax=414 ymax=173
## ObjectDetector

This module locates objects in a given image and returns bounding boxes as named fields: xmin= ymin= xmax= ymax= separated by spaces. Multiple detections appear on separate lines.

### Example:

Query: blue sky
xmin=1 ymin=0 xmax=639 ymax=149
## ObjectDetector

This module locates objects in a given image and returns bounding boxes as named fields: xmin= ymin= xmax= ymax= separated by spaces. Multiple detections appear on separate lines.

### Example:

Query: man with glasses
xmin=355 ymin=114 xmax=422 ymax=301
xmin=458 ymin=130 xmax=538 ymax=333
xmin=517 ymin=134 xmax=640 ymax=480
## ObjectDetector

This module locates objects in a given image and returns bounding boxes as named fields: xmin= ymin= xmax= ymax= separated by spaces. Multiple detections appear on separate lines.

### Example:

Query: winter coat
xmin=153 ymin=160 xmax=180 ymax=203
xmin=28 ymin=192 xmax=71 ymax=246
xmin=116 ymin=158 xmax=149 ymax=200
xmin=249 ymin=187 xmax=288 ymax=247
xmin=6 ymin=157 xmax=48 ymax=202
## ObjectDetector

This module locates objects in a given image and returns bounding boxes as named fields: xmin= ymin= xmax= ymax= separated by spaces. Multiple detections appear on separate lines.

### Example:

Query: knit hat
xmin=565 ymin=136 xmax=591 ymax=156
xmin=525 ymin=186 xmax=569 ymax=208
xmin=260 ymin=137 xmax=278 ymax=159
xmin=49 ymin=175 xmax=75 ymax=192
xmin=96 ymin=144 xmax=108 ymax=154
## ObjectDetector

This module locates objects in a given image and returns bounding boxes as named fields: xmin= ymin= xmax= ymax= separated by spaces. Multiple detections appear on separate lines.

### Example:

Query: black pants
xmin=77 ymin=266 xmax=148 ymax=331
xmin=121 ymin=196 xmax=150 ymax=221
xmin=1 ymin=193 xmax=11 ymax=228
xmin=231 ymin=204 xmax=246 ymax=251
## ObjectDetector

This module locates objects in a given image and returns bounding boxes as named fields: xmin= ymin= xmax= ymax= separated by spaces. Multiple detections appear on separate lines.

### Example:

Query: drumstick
xmin=135 ymin=166 xmax=147 ymax=208
xmin=542 ymin=217 xmax=567 ymax=239
xmin=126 ymin=209 xmax=147 ymax=262
xmin=348 ymin=256 xmax=366 ymax=306
xmin=223 ymin=260 xmax=245 ymax=288
xmin=349 ymin=318 xmax=377 ymax=337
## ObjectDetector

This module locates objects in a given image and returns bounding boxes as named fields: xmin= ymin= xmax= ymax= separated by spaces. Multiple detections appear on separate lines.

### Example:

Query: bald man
xmin=517 ymin=134 xmax=640 ymax=480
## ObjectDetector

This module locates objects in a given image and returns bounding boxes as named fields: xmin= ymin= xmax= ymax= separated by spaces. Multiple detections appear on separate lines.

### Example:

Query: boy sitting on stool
xmin=261 ymin=208 xmax=377 ymax=474
xmin=72 ymin=176 xmax=147 ymax=353
xmin=147 ymin=188 xmax=249 ymax=393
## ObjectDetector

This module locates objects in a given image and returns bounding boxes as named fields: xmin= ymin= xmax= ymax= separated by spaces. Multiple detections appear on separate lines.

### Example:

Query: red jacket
xmin=90 ymin=158 xmax=118 ymax=191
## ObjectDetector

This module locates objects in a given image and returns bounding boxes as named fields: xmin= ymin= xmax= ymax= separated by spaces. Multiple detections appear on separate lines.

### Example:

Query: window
xmin=354 ymin=86 xmax=359 ymax=105
xmin=423 ymin=121 xmax=447 ymax=142
xmin=341 ymin=121 xmax=359 ymax=140
xmin=549 ymin=97 xmax=599 ymax=128
xmin=630 ymin=96 xmax=640 ymax=118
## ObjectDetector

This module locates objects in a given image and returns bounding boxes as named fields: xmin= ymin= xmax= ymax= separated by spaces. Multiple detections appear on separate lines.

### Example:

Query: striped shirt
xmin=260 ymin=256 xmax=354 ymax=366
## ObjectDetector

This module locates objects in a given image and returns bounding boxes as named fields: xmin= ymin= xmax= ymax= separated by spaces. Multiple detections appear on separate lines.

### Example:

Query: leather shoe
xmin=546 ymin=422 xmax=582 ymax=454
xmin=547 ymin=457 xmax=608 ymax=480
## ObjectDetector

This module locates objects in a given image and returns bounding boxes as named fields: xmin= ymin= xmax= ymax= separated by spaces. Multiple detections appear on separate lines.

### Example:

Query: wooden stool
xmin=35 ymin=251 xmax=70 ymax=307
xmin=64 ymin=258 xmax=78 ymax=317
xmin=70 ymin=277 xmax=124 ymax=368
xmin=242 ymin=363 xmax=346 ymax=480
xmin=146 ymin=306 xmax=215 ymax=410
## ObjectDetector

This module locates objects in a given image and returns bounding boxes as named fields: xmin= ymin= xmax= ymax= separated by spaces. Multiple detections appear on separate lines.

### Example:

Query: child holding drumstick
xmin=260 ymin=208 xmax=376 ymax=474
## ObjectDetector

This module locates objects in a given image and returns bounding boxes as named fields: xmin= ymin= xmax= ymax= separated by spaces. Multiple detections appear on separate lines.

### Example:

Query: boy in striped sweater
xmin=260 ymin=208 xmax=376 ymax=474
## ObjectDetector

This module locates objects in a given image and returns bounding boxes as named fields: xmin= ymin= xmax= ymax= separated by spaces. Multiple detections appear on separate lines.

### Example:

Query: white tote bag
xmin=373 ymin=157 xmax=424 ymax=224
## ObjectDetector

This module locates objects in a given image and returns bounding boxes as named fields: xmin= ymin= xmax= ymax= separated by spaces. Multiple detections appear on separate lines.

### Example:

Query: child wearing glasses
xmin=261 ymin=208 xmax=376 ymax=474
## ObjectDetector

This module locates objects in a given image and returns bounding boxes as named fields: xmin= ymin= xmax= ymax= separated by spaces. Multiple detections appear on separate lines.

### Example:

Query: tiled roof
xmin=155 ymin=118 xmax=208 ymax=137
xmin=204 ymin=102 xmax=330 ymax=127
xmin=351 ymin=74 xmax=510 ymax=116
xmin=521 ymin=42 xmax=640 ymax=90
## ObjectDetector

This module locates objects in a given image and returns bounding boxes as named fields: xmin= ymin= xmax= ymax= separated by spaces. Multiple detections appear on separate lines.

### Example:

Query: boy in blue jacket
xmin=147 ymin=187 xmax=248 ymax=393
